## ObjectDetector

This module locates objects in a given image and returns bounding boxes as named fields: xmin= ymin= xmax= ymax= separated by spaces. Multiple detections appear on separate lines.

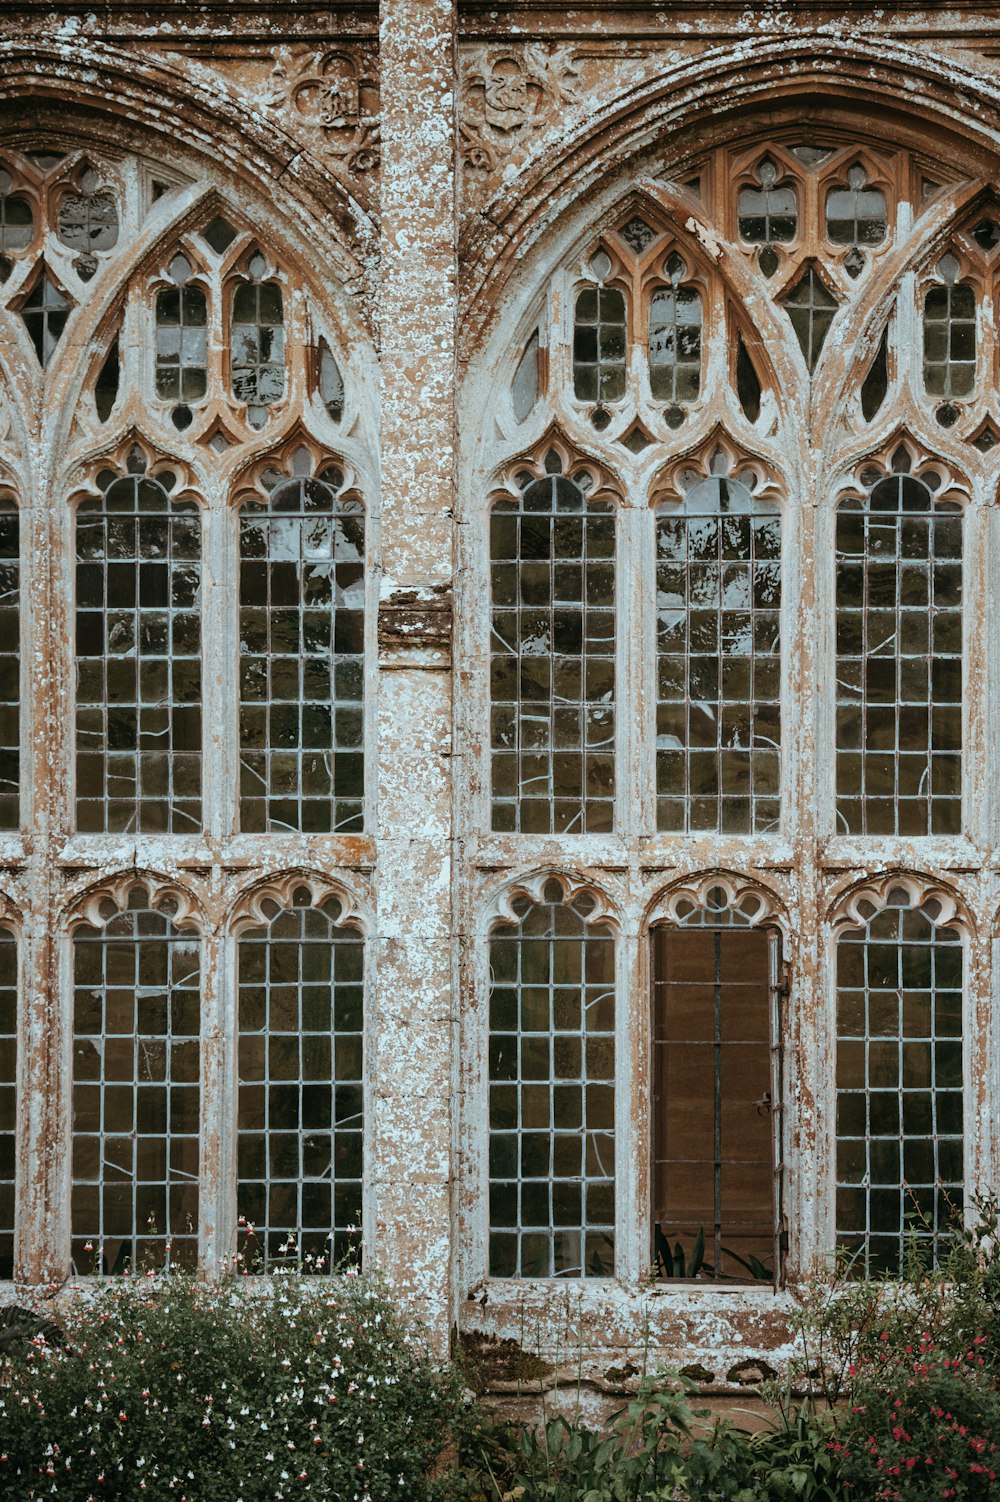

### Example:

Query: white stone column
xmin=374 ymin=0 xmax=457 ymax=1346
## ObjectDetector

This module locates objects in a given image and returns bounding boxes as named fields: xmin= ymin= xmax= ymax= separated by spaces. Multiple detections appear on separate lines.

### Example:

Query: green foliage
xmin=0 ymin=1269 xmax=463 ymax=1501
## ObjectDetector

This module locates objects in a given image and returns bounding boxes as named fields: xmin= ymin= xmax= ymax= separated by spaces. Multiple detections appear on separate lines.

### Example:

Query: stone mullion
xmin=374 ymin=0 xmax=458 ymax=1345
xmin=17 ymin=429 xmax=72 ymax=1284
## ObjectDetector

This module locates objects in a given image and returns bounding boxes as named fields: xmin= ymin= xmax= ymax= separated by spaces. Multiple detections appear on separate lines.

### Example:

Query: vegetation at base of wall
xmin=7 ymin=1202 xmax=1000 ymax=1502
xmin=0 ymin=1268 xmax=465 ymax=1502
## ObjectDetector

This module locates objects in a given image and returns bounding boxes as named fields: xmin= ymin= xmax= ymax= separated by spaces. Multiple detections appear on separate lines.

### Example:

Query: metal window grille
xmin=652 ymin=911 xmax=784 ymax=1286
xmin=239 ymin=474 xmax=364 ymax=834
xmin=656 ymin=476 xmax=781 ymax=834
xmin=71 ymin=897 xmax=200 ymax=1274
xmin=237 ymin=896 xmax=364 ymax=1272
xmin=75 ymin=470 xmax=202 ymax=834
xmin=648 ymin=259 xmax=702 ymax=404
xmin=0 ymin=932 xmax=14 ymax=1280
xmin=490 ymin=472 xmax=616 ymax=834
xmin=488 ymin=882 xmax=615 ymax=1279
xmin=835 ymin=475 xmax=962 ymax=836
xmin=835 ymin=896 xmax=963 ymax=1277
xmin=572 ymin=285 xmax=627 ymax=402
xmin=0 ymin=503 xmax=18 ymax=830
xmin=781 ymin=266 xmax=838 ymax=371
xmin=924 ymin=281 xmax=976 ymax=399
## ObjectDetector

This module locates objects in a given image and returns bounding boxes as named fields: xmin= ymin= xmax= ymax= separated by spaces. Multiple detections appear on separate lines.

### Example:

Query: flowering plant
xmin=0 ymin=1268 xmax=463 ymax=1501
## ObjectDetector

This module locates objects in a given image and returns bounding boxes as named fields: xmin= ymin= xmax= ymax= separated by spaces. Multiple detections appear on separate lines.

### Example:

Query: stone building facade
xmin=2 ymin=0 xmax=1000 ymax=1402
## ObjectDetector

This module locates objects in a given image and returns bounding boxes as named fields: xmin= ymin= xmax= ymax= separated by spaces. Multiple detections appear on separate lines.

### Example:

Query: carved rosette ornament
xmin=267 ymin=47 xmax=380 ymax=178
xmin=460 ymin=45 xmax=581 ymax=178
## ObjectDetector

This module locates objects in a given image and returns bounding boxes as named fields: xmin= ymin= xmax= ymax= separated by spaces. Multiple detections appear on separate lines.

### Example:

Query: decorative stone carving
xmin=65 ymin=870 xmax=207 ymax=934
xmin=267 ymin=47 xmax=380 ymax=175
xmin=827 ymin=871 xmax=969 ymax=934
xmin=646 ymin=871 xmax=787 ymax=933
xmin=460 ymin=45 xmax=581 ymax=175
xmin=227 ymin=869 xmax=368 ymax=938
xmin=484 ymin=869 xmax=621 ymax=934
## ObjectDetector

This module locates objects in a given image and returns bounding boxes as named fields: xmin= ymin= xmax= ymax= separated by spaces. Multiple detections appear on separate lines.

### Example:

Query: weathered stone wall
xmin=2 ymin=0 xmax=1000 ymax=1406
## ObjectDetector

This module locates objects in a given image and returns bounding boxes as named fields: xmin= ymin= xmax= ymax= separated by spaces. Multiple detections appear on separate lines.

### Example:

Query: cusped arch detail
xmin=461 ymin=33 xmax=1000 ymax=342
xmin=826 ymin=870 xmax=972 ymax=936
xmin=488 ymin=424 xmax=625 ymax=512
xmin=482 ymin=868 xmax=622 ymax=936
xmin=64 ymin=868 xmax=208 ymax=934
xmin=645 ymin=869 xmax=788 ymax=936
xmin=226 ymin=869 xmax=370 ymax=939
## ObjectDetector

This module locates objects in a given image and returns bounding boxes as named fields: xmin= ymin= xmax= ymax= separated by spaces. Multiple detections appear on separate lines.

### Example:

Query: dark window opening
xmin=652 ymin=920 xmax=783 ymax=1285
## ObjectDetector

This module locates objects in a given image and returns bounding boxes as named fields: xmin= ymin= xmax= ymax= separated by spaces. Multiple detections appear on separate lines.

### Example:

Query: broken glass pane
xmin=861 ymin=329 xmax=889 ymax=421
xmin=490 ymin=475 xmax=615 ymax=833
xmin=232 ymin=275 xmax=285 ymax=409
xmin=619 ymin=215 xmax=657 ymax=255
xmin=57 ymin=184 xmax=119 ymax=253
xmin=656 ymin=477 xmax=781 ymax=834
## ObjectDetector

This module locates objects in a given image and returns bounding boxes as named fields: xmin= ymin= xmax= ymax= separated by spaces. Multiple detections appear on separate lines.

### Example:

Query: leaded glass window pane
xmin=490 ymin=474 xmax=615 ymax=834
xmin=924 ymin=274 xmax=976 ymax=399
xmin=0 ymin=504 xmax=19 ymax=830
xmin=656 ymin=477 xmax=780 ymax=834
xmin=572 ymin=285 xmax=626 ymax=402
xmin=835 ymin=476 xmax=962 ymax=836
xmin=239 ymin=475 xmax=364 ymax=834
xmin=825 ymin=166 xmax=888 ymax=247
xmin=237 ymin=900 xmax=363 ymax=1272
xmin=737 ymin=159 xmax=797 ymax=245
xmin=71 ymin=900 xmax=200 ymax=1274
xmin=781 ymin=266 xmax=838 ymax=371
xmin=836 ymin=901 xmax=963 ymax=1277
xmin=232 ymin=261 xmax=285 ymax=420
xmin=488 ymin=886 xmax=615 ymax=1279
xmin=0 ymin=933 xmax=15 ymax=1280
xmin=75 ymin=472 xmax=202 ymax=834
xmin=155 ymin=273 xmax=207 ymax=403
xmin=20 ymin=272 xmax=69 ymax=366
xmin=649 ymin=256 xmax=702 ymax=403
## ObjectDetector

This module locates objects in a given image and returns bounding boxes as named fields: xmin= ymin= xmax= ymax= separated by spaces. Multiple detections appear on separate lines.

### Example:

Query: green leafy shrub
xmin=0 ymin=1269 xmax=463 ymax=1502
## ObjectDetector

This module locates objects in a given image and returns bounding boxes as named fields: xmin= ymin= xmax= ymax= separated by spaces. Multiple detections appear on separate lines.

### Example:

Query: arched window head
xmin=231 ymin=250 xmax=285 ymax=428
xmin=573 ymin=251 xmax=626 ymax=405
xmin=490 ymin=461 xmax=616 ymax=834
xmin=71 ymin=892 xmax=201 ymax=1274
xmin=488 ymin=880 xmax=615 ymax=1279
xmin=55 ymin=164 xmax=119 ymax=281
xmin=648 ymin=252 xmax=702 ymax=413
xmin=923 ymin=253 xmax=976 ymax=407
xmin=75 ymin=456 xmax=202 ymax=835
xmin=835 ymin=463 xmax=962 ymax=837
xmin=237 ymin=888 xmax=363 ymax=1273
xmin=155 ymin=254 xmax=208 ymax=425
xmin=656 ymin=468 xmax=781 ymax=835
xmin=835 ymin=888 xmax=963 ymax=1278
xmin=239 ymin=459 xmax=364 ymax=835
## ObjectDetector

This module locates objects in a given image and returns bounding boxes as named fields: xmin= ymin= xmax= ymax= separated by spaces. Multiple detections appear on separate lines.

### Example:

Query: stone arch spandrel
xmin=459 ymin=36 xmax=1000 ymax=356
